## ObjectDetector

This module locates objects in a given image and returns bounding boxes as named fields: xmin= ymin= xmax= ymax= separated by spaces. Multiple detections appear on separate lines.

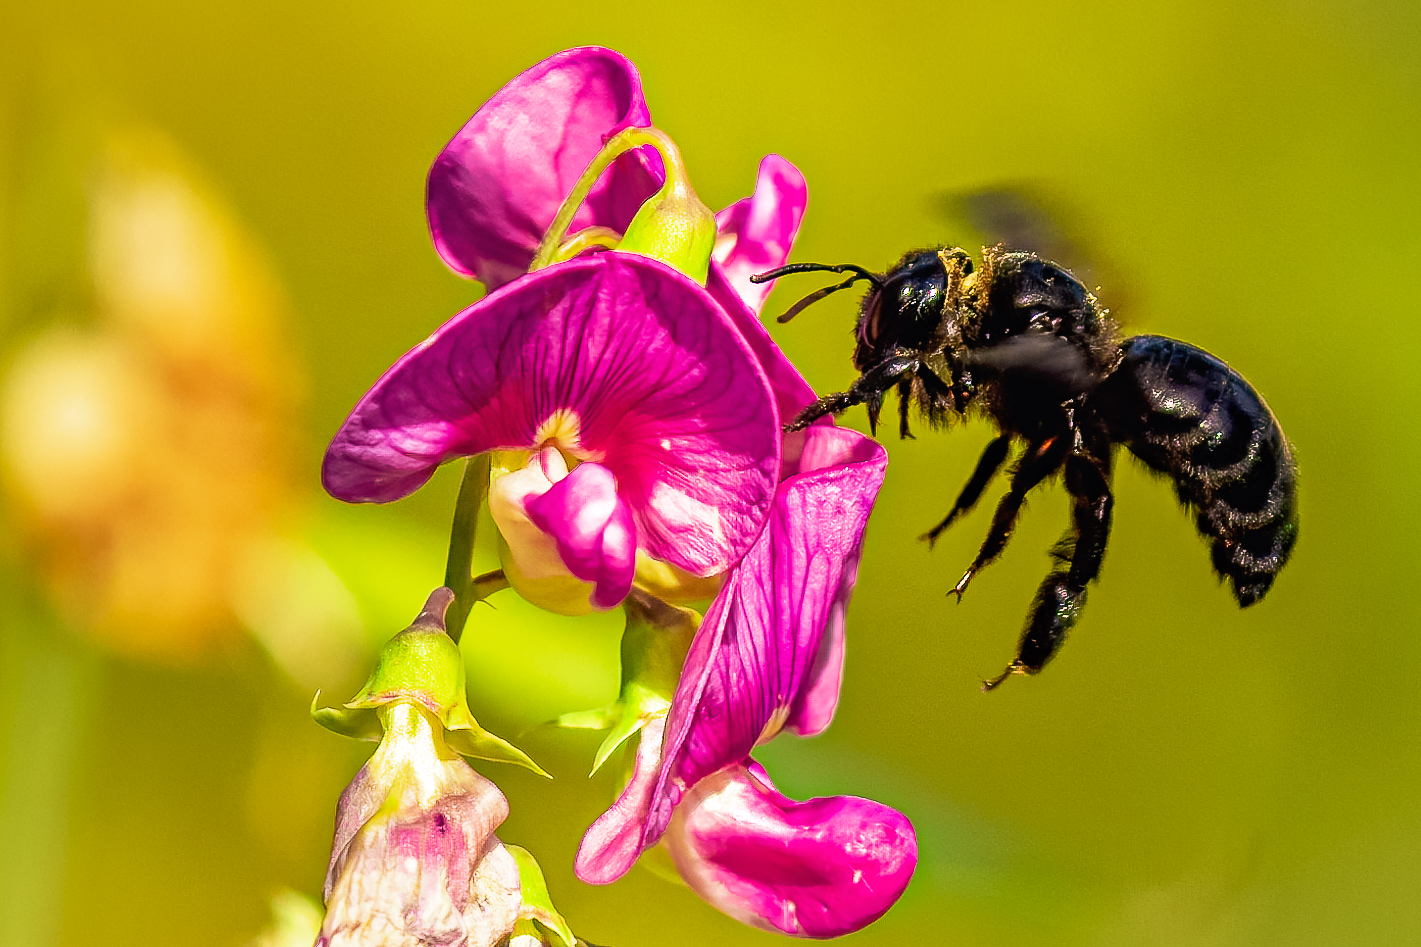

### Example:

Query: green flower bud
xmin=314 ymin=588 xmax=547 ymax=777
xmin=615 ymin=162 xmax=717 ymax=285
xmin=554 ymin=588 xmax=699 ymax=775
xmin=531 ymin=127 xmax=717 ymax=285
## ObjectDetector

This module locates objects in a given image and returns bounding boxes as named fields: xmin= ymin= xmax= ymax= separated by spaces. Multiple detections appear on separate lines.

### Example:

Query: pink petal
xmin=782 ymin=544 xmax=856 ymax=737
xmin=427 ymin=47 xmax=663 ymax=289
xmin=713 ymin=155 xmax=809 ymax=316
xmin=575 ymin=714 xmax=667 ymax=884
xmin=644 ymin=426 xmax=887 ymax=843
xmin=706 ymin=266 xmax=819 ymax=431
xmin=663 ymin=762 xmax=917 ymax=938
xmin=524 ymin=461 xmax=636 ymax=609
xmin=781 ymin=428 xmax=879 ymax=736
xmin=322 ymin=254 xmax=780 ymax=578
xmin=704 ymin=155 xmax=817 ymax=428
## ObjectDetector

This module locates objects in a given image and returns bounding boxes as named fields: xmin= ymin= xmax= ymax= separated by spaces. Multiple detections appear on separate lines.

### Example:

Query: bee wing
xmin=966 ymin=333 xmax=1100 ymax=395
xmin=933 ymin=184 xmax=1131 ymax=319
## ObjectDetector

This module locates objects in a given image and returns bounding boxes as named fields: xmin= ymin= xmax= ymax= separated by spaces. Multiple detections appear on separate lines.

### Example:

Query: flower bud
xmin=527 ymin=125 xmax=717 ymax=285
xmin=318 ymin=700 xmax=522 ymax=947
xmin=616 ymin=171 xmax=717 ymax=285
xmin=313 ymin=588 xmax=547 ymax=773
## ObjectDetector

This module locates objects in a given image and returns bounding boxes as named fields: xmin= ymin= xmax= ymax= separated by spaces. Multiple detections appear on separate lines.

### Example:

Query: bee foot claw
xmin=981 ymin=663 xmax=1022 ymax=692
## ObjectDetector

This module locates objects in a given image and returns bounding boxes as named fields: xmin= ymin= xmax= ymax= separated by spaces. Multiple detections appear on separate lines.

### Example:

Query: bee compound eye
xmin=860 ymin=293 xmax=885 ymax=347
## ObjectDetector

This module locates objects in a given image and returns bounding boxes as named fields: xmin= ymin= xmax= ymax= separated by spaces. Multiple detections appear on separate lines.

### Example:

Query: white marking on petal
xmin=488 ymin=451 xmax=571 ymax=582
xmin=533 ymin=408 xmax=583 ymax=454
xmin=486 ymin=449 xmax=598 ymax=615
xmin=756 ymin=705 xmax=791 ymax=746
xmin=647 ymin=482 xmax=726 ymax=567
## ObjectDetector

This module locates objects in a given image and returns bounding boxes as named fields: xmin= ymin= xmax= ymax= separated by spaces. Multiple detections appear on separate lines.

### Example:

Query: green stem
xmin=443 ymin=453 xmax=491 ymax=643
xmin=556 ymin=226 xmax=622 ymax=260
xmin=529 ymin=126 xmax=687 ymax=272
xmin=471 ymin=569 xmax=510 ymax=601
xmin=0 ymin=604 xmax=97 ymax=947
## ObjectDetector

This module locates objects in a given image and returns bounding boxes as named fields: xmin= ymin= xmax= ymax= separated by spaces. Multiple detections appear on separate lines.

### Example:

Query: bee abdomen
xmin=1092 ymin=335 xmax=1298 ymax=605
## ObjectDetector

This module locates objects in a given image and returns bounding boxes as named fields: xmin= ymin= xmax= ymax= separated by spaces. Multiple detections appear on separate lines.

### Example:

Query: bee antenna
xmin=749 ymin=263 xmax=883 ymax=324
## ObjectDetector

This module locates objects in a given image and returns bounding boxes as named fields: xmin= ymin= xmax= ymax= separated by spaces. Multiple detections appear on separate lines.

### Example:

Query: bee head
xmin=753 ymin=248 xmax=962 ymax=371
xmin=851 ymin=249 xmax=967 ymax=371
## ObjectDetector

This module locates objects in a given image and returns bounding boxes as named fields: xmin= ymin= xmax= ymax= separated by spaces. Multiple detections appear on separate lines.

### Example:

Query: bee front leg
xmin=785 ymin=389 xmax=867 ymax=432
xmin=896 ymin=378 xmax=915 ymax=439
xmin=785 ymin=354 xmax=920 ymax=433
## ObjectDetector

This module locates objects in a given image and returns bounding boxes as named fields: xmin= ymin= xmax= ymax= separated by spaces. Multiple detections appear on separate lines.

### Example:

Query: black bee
xmin=752 ymin=246 xmax=1298 ymax=689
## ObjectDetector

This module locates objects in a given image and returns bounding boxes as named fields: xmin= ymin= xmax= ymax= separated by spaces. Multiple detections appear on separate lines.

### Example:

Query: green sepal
xmin=444 ymin=714 xmax=550 ymax=778
xmin=312 ymin=588 xmax=548 ymax=777
xmin=510 ymin=919 xmax=546 ymax=943
xmin=552 ymin=707 xmax=619 ymax=731
xmin=619 ymin=590 xmax=699 ymax=696
xmin=311 ymin=691 xmax=383 ymax=742
xmin=551 ymin=590 xmax=697 ymax=776
xmin=508 ymin=845 xmax=575 ymax=947
xmin=345 ymin=620 xmax=465 ymax=716
xmin=588 ymin=682 xmax=667 ymax=776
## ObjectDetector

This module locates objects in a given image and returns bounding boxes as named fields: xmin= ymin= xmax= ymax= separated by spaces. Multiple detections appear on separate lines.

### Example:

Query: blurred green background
xmin=1 ymin=1 xmax=1418 ymax=945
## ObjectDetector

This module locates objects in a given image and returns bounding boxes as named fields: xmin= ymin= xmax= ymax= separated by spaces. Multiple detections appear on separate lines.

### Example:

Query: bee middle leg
xmin=921 ymin=434 xmax=1012 ymax=546
xmin=984 ymin=451 xmax=1114 ymax=690
xmin=949 ymin=436 xmax=1068 ymax=601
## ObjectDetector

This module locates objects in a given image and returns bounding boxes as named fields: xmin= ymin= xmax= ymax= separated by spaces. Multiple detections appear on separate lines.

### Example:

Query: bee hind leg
xmin=983 ymin=574 xmax=1081 ymax=690
xmin=985 ymin=451 xmax=1113 ymax=690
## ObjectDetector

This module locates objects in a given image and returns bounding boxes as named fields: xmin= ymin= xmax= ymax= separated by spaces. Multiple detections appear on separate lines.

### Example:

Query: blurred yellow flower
xmin=1 ymin=130 xmax=306 ymax=663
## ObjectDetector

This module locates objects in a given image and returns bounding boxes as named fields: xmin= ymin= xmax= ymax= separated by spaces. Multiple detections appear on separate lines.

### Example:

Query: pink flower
xmin=575 ymin=426 xmax=918 ymax=938
xmin=322 ymin=253 xmax=782 ymax=612
xmin=325 ymin=46 xmax=915 ymax=934
xmin=315 ymin=586 xmax=524 ymax=947
xmin=425 ymin=46 xmax=812 ymax=421
xmin=426 ymin=47 xmax=661 ymax=292
xmin=326 ymin=47 xmax=811 ymax=616
xmin=319 ymin=700 xmax=521 ymax=947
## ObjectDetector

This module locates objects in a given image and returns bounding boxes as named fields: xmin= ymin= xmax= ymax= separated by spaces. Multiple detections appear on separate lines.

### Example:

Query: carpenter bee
xmin=752 ymin=246 xmax=1298 ymax=689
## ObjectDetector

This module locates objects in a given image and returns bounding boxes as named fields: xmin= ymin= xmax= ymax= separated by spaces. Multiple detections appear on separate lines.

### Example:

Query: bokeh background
xmin=2 ymin=1 xmax=1418 ymax=945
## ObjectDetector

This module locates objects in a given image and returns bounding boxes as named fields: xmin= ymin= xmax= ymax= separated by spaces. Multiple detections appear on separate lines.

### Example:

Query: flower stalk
xmin=529 ymin=126 xmax=716 ymax=283
xmin=444 ymin=454 xmax=498 ymax=642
